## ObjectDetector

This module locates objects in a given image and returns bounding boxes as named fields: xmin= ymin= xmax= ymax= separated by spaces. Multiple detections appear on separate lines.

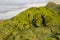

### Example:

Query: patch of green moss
xmin=0 ymin=2 xmax=60 ymax=40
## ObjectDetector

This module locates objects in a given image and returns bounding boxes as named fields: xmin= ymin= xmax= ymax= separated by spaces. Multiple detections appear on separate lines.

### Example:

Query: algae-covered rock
xmin=0 ymin=2 xmax=60 ymax=40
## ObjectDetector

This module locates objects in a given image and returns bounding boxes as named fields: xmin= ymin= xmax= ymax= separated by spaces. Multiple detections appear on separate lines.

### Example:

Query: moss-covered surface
xmin=0 ymin=2 xmax=60 ymax=40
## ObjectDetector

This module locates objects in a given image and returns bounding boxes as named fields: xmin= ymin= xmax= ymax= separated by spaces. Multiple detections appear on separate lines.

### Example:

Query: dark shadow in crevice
xmin=50 ymin=30 xmax=60 ymax=40
xmin=32 ymin=19 xmax=38 ymax=27
xmin=41 ymin=15 xmax=46 ymax=26
xmin=51 ymin=34 xmax=59 ymax=40
xmin=32 ymin=18 xmax=39 ymax=27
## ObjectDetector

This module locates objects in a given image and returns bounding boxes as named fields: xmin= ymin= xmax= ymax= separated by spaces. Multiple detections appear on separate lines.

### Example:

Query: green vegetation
xmin=0 ymin=2 xmax=60 ymax=40
xmin=46 ymin=2 xmax=60 ymax=13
